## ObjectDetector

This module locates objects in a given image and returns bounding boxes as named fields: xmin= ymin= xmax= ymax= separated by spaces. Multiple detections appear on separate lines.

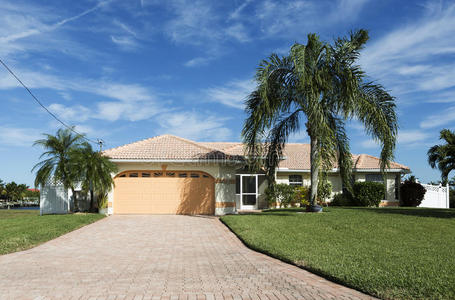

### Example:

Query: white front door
xmin=240 ymin=175 xmax=258 ymax=210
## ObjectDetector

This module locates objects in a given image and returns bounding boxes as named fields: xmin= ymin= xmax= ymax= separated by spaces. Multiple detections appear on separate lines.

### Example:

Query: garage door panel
xmin=114 ymin=173 xmax=214 ymax=215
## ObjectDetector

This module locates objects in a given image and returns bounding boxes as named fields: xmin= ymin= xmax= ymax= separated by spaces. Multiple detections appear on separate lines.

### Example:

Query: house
xmin=102 ymin=134 xmax=410 ymax=215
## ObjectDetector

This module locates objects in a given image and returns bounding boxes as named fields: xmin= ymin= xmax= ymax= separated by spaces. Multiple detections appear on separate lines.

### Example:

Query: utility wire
xmin=0 ymin=58 xmax=103 ymax=148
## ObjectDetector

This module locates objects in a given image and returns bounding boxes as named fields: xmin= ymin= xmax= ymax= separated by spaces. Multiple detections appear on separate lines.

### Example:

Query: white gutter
xmin=276 ymin=168 xmax=410 ymax=173
xmin=109 ymin=159 xmax=244 ymax=164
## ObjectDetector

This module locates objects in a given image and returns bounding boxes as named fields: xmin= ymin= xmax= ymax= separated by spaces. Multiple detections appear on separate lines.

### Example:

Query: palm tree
xmin=428 ymin=129 xmax=455 ymax=182
xmin=243 ymin=30 xmax=397 ymax=210
xmin=32 ymin=128 xmax=85 ymax=203
xmin=73 ymin=142 xmax=118 ymax=212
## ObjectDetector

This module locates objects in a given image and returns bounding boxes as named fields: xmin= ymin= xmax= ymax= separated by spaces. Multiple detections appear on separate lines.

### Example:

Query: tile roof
xmin=104 ymin=134 xmax=410 ymax=170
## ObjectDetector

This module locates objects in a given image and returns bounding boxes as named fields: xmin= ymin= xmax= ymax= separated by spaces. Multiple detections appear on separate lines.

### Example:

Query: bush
xmin=265 ymin=183 xmax=296 ymax=208
xmin=330 ymin=193 xmax=353 ymax=206
xmin=294 ymin=186 xmax=310 ymax=207
xmin=400 ymin=180 xmax=426 ymax=207
xmin=352 ymin=181 xmax=385 ymax=207
xmin=317 ymin=174 xmax=332 ymax=205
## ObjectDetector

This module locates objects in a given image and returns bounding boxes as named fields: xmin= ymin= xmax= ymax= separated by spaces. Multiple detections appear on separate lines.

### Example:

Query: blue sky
xmin=1 ymin=0 xmax=454 ymax=187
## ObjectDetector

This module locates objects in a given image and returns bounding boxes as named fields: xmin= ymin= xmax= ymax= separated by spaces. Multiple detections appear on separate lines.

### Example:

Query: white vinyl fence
xmin=419 ymin=183 xmax=449 ymax=209
xmin=40 ymin=183 xmax=70 ymax=215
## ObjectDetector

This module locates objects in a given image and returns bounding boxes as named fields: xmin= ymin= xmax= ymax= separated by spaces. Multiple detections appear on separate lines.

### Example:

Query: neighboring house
xmin=100 ymin=134 xmax=410 ymax=216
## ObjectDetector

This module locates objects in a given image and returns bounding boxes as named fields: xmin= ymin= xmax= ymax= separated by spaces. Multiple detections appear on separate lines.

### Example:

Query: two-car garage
xmin=113 ymin=170 xmax=215 ymax=215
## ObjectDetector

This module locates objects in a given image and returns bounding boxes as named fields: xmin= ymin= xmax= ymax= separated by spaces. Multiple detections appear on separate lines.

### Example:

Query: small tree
xmin=294 ymin=186 xmax=310 ymax=207
xmin=317 ymin=172 xmax=332 ymax=205
xmin=73 ymin=142 xmax=118 ymax=212
xmin=33 ymin=128 xmax=85 ymax=199
xmin=400 ymin=179 xmax=426 ymax=207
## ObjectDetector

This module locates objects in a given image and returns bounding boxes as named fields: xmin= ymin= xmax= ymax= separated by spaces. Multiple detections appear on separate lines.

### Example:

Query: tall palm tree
xmin=428 ymin=129 xmax=455 ymax=182
xmin=73 ymin=142 xmax=118 ymax=211
xmin=243 ymin=30 xmax=397 ymax=209
xmin=32 ymin=128 xmax=85 ymax=202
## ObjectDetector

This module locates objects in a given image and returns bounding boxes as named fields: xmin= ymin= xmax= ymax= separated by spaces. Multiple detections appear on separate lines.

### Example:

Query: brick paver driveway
xmin=0 ymin=216 xmax=373 ymax=300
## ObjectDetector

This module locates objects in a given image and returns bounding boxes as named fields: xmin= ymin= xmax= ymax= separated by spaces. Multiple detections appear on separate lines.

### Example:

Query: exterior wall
xmin=215 ymin=165 xmax=237 ymax=215
xmin=275 ymin=170 xmax=402 ymax=203
xmin=109 ymin=161 xmax=240 ymax=215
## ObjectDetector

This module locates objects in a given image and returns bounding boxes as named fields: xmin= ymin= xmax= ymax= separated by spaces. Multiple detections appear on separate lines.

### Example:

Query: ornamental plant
xmin=353 ymin=181 xmax=385 ymax=207
xmin=400 ymin=179 xmax=426 ymax=207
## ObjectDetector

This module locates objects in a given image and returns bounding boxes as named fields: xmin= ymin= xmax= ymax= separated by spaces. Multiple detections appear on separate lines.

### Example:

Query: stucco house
xmin=102 ymin=134 xmax=410 ymax=215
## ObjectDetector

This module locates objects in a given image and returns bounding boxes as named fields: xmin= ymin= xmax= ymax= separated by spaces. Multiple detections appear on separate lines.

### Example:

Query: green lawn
xmin=0 ymin=210 xmax=105 ymax=255
xmin=221 ymin=207 xmax=455 ymax=300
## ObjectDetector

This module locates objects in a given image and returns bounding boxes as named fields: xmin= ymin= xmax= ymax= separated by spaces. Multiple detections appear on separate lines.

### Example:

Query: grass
xmin=221 ymin=207 xmax=455 ymax=300
xmin=0 ymin=210 xmax=105 ymax=255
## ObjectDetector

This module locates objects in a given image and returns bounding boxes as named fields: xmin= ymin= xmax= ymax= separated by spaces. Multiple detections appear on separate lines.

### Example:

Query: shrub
xmin=97 ymin=192 xmax=108 ymax=209
xmin=294 ymin=186 xmax=310 ymax=207
xmin=265 ymin=183 xmax=296 ymax=208
xmin=330 ymin=193 xmax=353 ymax=206
xmin=352 ymin=181 xmax=385 ymax=207
xmin=400 ymin=180 xmax=426 ymax=207
xmin=317 ymin=174 xmax=332 ymax=205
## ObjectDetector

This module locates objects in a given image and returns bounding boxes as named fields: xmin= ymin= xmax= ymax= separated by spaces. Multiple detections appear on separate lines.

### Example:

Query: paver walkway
xmin=0 ymin=215 xmax=374 ymax=300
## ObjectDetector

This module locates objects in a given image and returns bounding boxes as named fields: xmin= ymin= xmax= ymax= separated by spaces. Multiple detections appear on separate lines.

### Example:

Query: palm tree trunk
xmin=90 ymin=189 xmax=94 ymax=212
xmin=310 ymin=136 xmax=319 ymax=207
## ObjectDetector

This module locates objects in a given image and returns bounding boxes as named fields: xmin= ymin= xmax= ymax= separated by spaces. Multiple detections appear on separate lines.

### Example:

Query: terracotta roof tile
xmin=104 ymin=134 xmax=410 ymax=170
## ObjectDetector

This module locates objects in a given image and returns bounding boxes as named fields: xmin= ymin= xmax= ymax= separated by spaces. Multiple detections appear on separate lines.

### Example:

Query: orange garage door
xmin=113 ymin=171 xmax=215 ymax=215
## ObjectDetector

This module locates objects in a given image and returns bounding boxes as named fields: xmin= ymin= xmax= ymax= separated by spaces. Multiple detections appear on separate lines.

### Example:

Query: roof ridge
xmin=104 ymin=135 xmax=163 ymax=153
xmin=166 ymin=135 xmax=222 ymax=153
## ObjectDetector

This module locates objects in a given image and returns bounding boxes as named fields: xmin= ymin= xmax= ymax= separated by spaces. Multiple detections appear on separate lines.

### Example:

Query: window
xmin=190 ymin=173 xmax=200 ymax=178
xmin=119 ymin=174 xmax=126 ymax=177
xmin=153 ymin=172 xmax=163 ymax=177
xmin=202 ymin=174 xmax=209 ymax=178
xmin=129 ymin=173 xmax=138 ymax=177
xmin=166 ymin=172 xmax=175 ymax=177
xmin=235 ymin=175 xmax=240 ymax=194
xmin=179 ymin=173 xmax=188 ymax=178
xmin=395 ymin=174 xmax=400 ymax=200
xmin=289 ymin=175 xmax=303 ymax=186
xmin=365 ymin=174 xmax=383 ymax=183
xmin=142 ymin=172 xmax=151 ymax=177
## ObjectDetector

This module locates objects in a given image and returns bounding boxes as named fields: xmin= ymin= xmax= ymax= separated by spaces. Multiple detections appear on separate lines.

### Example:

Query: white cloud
xmin=157 ymin=111 xmax=232 ymax=141
xmin=96 ymin=101 xmax=163 ymax=122
xmin=398 ymin=130 xmax=431 ymax=145
xmin=226 ymin=23 xmax=250 ymax=42
xmin=0 ymin=1 xmax=111 ymax=59
xmin=420 ymin=106 xmax=455 ymax=129
xmin=254 ymin=0 xmax=369 ymax=38
xmin=205 ymin=79 xmax=255 ymax=109
xmin=229 ymin=0 xmax=253 ymax=20
xmin=359 ymin=2 xmax=455 ymax=96
xmin=359 ymin=129 xmax=431 ymax=149
xmin=110 ymin=35 xmax=139 ymax=50
xmin=164 ymin=0 xmax=221 ymax=46
xmin=184 ymin=56 xmax=213 ymax=67
xmin=0 ymin=126 xmax=41 ymax=147
xmin=48 ymin=103 xmax=90 ymax=122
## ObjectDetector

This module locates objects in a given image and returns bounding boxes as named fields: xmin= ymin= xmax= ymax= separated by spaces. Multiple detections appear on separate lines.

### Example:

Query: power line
xmin=0 ymin=58 xmax=102 ymax=147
